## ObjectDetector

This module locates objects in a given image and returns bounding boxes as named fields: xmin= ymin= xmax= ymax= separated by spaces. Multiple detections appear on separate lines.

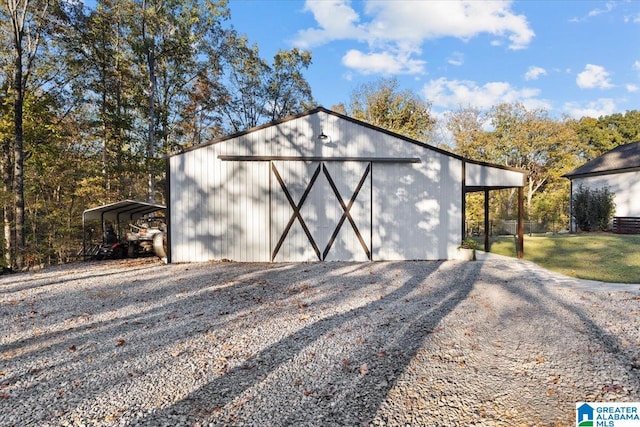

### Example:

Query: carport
xmin=81 ymin=200 xmax=166 ymax=259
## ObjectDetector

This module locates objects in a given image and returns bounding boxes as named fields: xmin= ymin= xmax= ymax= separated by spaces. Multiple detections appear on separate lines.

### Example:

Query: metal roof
xmin=564 ymin=141 xmax=640 ymax=178
xmin=83 ymin=200 xmax=166 ymax=222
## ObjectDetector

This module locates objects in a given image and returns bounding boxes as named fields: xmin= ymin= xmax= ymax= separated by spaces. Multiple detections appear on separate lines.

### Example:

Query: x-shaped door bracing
xmin=271 ymin=161 xmax=371 ymax=261
xmin=322 ymin=163 xmax=371 ymax=260
xmin=271 ymin=163 xmax=322 ymax=261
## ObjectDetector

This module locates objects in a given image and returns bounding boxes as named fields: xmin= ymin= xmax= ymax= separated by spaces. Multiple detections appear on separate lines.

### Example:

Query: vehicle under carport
xmin=81 ymin=200 xmax=167 ymax=261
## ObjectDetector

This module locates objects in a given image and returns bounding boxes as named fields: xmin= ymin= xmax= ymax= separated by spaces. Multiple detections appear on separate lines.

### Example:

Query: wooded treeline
xmin=443 ymin=105 xmax=640 ymax=233
xmin=1 ymin=0 xmax=314 ymax=269
xmin=1 ymin=0 xmax=638 ymax=270
xmin=336 ymin=80 xmax=640 ymax=235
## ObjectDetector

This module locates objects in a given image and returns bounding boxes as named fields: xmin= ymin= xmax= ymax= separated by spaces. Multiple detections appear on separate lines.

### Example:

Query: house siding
xmin=572 ymin=171 xmax=640 ymax=218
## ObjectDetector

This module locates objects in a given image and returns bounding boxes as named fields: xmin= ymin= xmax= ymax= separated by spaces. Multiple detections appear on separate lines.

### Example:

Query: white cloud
xmin=524 ymin=66 xmax=547 ymax=81
xmin=563 ymin=98 xmax=617 ymax=119
xmin=447 ymin=52 xmax=464 ymax=66
xmin=422 ymin=77 xmax=550 ymax=111
xmin=294 ymin=1 xmax=367 ymax=49
xmin=294 ymin=0 xmax=535 ymax=75
xmin=634 ymin=60 xmax=640 ymax=71
xmin=626 ymin=84 xmax=639 ymax=93
xmin=342 ymin=49 xmax=426 ymax=75
xmin=576 ymin=64 xmax=614 ymax=89
xmin=587 ymin=1 xmax=616 ymax=17
xmin=571 ymin=1 xmax=617 ymax=22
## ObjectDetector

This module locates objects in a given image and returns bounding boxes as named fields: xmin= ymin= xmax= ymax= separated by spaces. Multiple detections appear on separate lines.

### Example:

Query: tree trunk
xmin=1 ymin=138 xmax=13 ymax=267
xmin=13 ymin=71 xmax=26 ymax=270
xmin=147 ymin=47 xmax=156 ymax=203
xmin=142 ymin=0 xmax=157 ymax=204
xmin=9 ymin=0 xmax=26 ymax=270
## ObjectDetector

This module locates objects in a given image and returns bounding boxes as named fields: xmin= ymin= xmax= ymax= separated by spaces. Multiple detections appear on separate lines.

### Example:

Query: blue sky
xmin=228 ymin=0 xmax=640 ymax=120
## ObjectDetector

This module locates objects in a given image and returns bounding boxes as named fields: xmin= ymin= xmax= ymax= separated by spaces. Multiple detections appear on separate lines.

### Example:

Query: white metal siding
xmin=170 ymin=147 xmax=270 ymax=262
xmin=169 ymin=109 xmax=502 ymax=262
xmin=466 ymin=162 xmax=524 ymax=188
xmin=372 ymin=154 xmax=462 ymax=260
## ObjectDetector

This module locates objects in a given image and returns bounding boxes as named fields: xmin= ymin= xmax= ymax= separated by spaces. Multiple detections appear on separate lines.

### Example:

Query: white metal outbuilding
xmin=166 ymin=107 xmax=525 ymax=263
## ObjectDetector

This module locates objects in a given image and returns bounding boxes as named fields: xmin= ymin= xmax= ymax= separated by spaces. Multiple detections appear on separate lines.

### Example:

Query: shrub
xmin=572 ymin=185 xmax=616 ymax=231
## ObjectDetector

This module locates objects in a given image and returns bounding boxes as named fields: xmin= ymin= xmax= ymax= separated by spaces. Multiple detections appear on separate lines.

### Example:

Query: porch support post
xmin=517 ymin=186 xmax=524 ymax=259
xmin=484 ymin=189 xmax=490 ymax=252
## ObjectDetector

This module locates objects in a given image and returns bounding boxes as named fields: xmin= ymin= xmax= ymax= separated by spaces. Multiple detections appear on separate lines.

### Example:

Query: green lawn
xmin=485 ymin=233 xmax=640 ymax=284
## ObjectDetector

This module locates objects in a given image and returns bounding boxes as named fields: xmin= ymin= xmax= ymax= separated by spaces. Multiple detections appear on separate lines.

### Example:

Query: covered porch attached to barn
xmin=464 ymin=161 xmax=526 ymax=258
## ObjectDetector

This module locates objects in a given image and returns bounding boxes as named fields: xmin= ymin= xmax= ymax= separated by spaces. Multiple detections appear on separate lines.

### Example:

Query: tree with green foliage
xmin=444 ymin=102 xmax=585 ymax=231
xmin=444 ymin=106 xmax=490 ymax=159
xmin=572 ymin=185 xmax=615 ymax=232
xmin=570 ymin=110 xmax=640 ymax=161
xmin=348 ymin=78 xmax=436 ymax=142
xmin=220 ymin=32 xmax=315 ymax=133
xmin=1 ymin=0 xmax=62 ymax=269
xmin=0 ymin=0 xmax=319 ymax=269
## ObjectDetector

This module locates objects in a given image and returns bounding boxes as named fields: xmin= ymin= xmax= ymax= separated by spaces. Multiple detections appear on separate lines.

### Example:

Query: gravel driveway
xmin=1 ymin=256 xmax=639 ymax=426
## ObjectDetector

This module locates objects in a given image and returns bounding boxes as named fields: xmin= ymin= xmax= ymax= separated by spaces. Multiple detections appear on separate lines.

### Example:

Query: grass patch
xmin=486 ymin=233 xmax=640 ymax=284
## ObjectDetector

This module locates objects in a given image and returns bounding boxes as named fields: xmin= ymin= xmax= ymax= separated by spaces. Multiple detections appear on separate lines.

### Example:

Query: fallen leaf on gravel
xmin=303 ymin=389 xmax=313 ymax=396
xmin=69 ymin=345 xmax=76 ymax=352
xmin=546 ymin=388 xmax=555 ymax=395
xmin=359 ymin=363 xmax=369 ymax=375
xmin=116 ymin=339 xmax=126 ymax=347
xmin=0 ymin=393 xmax=10 ymax=399
xmin=342 ymin=359 xmax=351 ymax=366
xmin=536 ymin=357 xmax=545 ymax=363
xmin=298 ymin=314 xmax=310 ymax=321
xmin=0 ymin=370 xmax=5 ymax=376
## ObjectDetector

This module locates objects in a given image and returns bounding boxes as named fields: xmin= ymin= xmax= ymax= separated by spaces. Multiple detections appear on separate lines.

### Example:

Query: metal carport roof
xmin=83 ymin=200 xmax=166 ymax=223
xmin=81 ymin=200 xmax=166 ymax=260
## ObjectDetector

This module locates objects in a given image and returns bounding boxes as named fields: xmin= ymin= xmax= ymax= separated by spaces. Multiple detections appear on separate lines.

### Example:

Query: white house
xmin=564 ymin=141 xmax=640 ymax=232
xmin=166 ymin=107 xmax=525 ymax=263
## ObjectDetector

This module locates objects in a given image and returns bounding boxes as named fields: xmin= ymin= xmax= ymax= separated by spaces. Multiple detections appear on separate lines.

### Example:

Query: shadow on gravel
xmin=0 ymin=260 xmax=163 ymax=295
xmin=483 ymin=261 xmax=640 ymax=392
xmin=1 ymin=260 xmax=480 ymax=426
xmin=133 ymin=261 xmax=479 ymax=425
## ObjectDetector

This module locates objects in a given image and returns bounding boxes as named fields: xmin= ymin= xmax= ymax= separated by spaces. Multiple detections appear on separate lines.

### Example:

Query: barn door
xmin=270 ymin=161 xmax=371 ymax=262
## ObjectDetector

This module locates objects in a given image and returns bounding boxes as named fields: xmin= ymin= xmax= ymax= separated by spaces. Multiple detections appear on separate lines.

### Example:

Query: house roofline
xmin=563 ymin=166 xmax=640 ymax=179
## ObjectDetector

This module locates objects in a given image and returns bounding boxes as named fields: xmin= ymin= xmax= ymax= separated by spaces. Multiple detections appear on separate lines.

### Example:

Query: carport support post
xmin=484 ymin=189 xmax=490 ymax=252
xmin=517 ymin=186 xmax=524 ymax=259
